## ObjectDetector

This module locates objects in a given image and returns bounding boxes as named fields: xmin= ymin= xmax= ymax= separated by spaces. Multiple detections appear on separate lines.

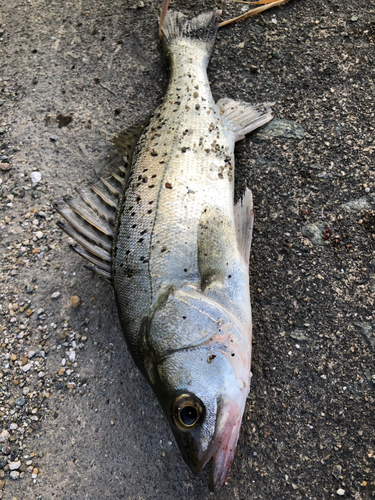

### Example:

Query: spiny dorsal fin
xmin=100 ymin=176 xmax=122 ymax=196
xmin=89 ymin=182 xmax=118 ymax=208
xmin=64 ymin=196 xmax=114 ymax=237
xmin=57 ymin=221 xmax=111 ymax=262
xmin=75 ymin=187 xmax=116 ymax=224
xmin=112 ymin=125 xmax=145 ymax=165
xmin=234 ymin=188 xmax=254 ymax=267
xmin=56 ymin=123 xmax=146 ymax=279
xmin=55 ymin=204 xmax=112 ymax=251
xmin=71 ymin=245 xmax=111 ymax=273
xmin=217 ymin=98 xmax=273 ymax=142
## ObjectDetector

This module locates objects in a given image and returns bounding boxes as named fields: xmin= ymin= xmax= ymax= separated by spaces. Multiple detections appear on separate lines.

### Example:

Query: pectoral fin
xmin=234 ymin=188 xmax=254 ymax=267
xmin=198 ymin=208 xmax=236 ymax=291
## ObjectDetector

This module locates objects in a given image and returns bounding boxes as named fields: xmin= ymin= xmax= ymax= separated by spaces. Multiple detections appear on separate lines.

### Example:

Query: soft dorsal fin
xmin=56 ymin=125 xmax=145 ymax=279
xmin=234 ymin=188 xmax=254 ymax=267
xmin=217 ymin=97 xmax=273 ymax=141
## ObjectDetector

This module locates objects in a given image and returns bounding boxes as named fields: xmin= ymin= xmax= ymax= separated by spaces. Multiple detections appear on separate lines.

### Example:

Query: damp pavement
xmin=0 ymin=0 xmax=374 ymax=499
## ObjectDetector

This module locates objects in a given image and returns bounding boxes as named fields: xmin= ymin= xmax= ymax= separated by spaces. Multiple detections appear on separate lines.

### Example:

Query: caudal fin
xmin=161 ymin=10 xmax=221 ymax=61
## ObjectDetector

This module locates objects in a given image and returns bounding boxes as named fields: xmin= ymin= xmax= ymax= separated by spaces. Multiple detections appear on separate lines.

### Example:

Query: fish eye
xmin=172 ymin=393 xmax=204 ymax=430
xmin=180 ymin=406 xmax=197 ymax=426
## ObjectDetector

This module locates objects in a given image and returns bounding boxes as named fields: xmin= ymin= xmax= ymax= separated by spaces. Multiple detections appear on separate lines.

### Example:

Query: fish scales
xmin=112 ymin=11 xmax=273 ymax=491
xmin=58 ymin=9 xmax=273 ymax=493
xmin=113 ymin=47 xmax=240 ymax=356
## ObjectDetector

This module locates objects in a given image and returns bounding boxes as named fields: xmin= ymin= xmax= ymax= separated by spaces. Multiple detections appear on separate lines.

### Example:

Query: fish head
xmin=146 ymin=286 xmax=252 ymax=492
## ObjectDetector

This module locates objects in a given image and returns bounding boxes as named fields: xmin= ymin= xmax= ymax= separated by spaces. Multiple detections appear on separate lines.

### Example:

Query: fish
xmin=56 ymin=9 xmax=273 ymax=492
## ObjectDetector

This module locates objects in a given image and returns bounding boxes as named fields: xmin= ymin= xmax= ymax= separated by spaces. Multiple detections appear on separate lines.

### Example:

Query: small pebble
xmin=9 ymin=471 xmax=20 ymax=480
xmin=21 ymin=363 xmax=32 ymax=372
xmin=337 ymin=489 xmax=345 ymax=496
xmin=51 ymin=291 xmax=61 ymax=299
xmin=9 ymin=461 xmax=21 ymax=471
xmin=35 ymin=231 xmax=43 ymax=239
xmin=30 ymin=171 xmax=41 ymax=183
xmin=0 ymin=430 xmax=10 ymax=442
xmin=70 ymin=295 xmax=81 ymax=308
xmin=0 ymin=162 xmax=12 ymax=171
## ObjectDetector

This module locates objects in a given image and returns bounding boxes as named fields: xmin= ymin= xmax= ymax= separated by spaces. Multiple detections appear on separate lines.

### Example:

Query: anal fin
xmin=217 ymin=97 xmax=273 ymax=141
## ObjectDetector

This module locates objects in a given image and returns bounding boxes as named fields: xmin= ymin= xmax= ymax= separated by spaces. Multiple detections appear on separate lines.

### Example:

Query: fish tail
xmin=161 ymin=10 xmax=221 ymax=62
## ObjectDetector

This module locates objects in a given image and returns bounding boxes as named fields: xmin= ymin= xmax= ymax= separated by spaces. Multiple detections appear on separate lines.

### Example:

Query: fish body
xmin=57 ymin=10 xmax=273 ymax=492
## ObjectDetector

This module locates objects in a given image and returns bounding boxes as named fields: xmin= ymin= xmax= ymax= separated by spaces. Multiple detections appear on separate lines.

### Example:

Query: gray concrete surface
xmin=0 ymin=0 xmax=374 ymax=498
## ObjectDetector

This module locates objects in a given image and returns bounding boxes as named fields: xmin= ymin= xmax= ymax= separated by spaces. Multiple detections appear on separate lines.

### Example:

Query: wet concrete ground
xmin=0 ymin=0 xmax=374 ymax=498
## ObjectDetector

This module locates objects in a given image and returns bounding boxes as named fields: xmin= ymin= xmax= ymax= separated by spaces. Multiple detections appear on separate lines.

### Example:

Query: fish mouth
xmin=192 ymin=397 xmax=246 ymax=492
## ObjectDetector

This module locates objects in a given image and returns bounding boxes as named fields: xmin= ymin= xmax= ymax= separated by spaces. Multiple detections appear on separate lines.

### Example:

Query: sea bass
xmin=57 ymin=10 xmax=272 ymax=492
